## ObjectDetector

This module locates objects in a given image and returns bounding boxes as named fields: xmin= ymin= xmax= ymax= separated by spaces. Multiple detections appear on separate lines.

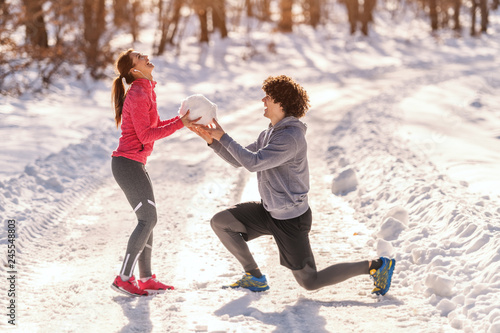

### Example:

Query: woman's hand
xmin=203 ymin=119 xmax=225 ymax=141
xmin=189 ymin=126 xmax=213 ymax=144
xmin=181 ymin=110 xmax=202 ymax=128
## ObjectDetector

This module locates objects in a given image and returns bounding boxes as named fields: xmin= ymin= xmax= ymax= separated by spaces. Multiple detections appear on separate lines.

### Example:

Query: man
xmin=192 ymin=75 xmax=395 ymax=295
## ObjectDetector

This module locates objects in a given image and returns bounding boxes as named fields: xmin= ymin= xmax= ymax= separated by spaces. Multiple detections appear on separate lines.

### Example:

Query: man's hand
xmin=189 ymin=126 xmax=213 ymax=144
xmin=204 ymin=118 xmax=225 ymax=141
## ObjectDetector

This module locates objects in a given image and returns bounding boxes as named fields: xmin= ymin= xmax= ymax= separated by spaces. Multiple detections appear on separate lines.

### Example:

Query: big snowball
xmin=178 ymin=94 xmax=217 ymax=125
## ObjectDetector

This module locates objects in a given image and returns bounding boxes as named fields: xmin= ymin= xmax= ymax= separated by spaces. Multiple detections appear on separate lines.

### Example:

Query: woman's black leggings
xmin=112 ymin=156 xmax=157 ymax=279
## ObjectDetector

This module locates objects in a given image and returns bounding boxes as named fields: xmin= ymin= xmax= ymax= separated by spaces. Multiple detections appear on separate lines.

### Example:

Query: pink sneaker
xmin=138 ymin=274 xmax=174 ymax=293
xmin=111 ymin=276 xmax=148 ymax=297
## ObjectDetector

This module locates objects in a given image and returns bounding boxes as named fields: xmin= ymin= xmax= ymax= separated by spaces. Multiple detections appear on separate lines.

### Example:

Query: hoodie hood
xmin=271 ymin=116 xmax=307 ymax=134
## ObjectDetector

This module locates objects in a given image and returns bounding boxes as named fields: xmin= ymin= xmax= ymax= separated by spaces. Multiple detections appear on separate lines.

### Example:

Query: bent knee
xmin=299 ymin=280 xmax=318 ymax=291
xmin=294 ymin=275 xmax=318 ymax=291
xmin=293 ymin=263 xmax=319 ymax=291
xmin=210 ymin=210 xmax=232 ymax=231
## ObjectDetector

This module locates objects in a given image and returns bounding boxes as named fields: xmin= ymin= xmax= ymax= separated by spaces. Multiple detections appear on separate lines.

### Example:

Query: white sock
xmin=120 ymin=275 xmax=130 ymax=282
xmin=140 ymin=276 xmax=152 ymax=283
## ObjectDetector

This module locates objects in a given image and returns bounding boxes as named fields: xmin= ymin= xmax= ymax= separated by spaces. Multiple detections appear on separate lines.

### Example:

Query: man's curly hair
xmin=262 ymin=75 xmax=310 ymax=118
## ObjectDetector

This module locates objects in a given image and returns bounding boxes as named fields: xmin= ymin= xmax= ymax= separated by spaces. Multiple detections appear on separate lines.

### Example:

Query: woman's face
xmin=129 ymin=51 xmax=154 ymax=77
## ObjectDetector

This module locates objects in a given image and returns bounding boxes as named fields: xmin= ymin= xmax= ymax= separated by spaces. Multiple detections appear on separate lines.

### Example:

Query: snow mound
xmin=178 ymin=94 xmax=218 ymax=125
xmin=383 ymin=206 xmax=409 ymax=226
xmin=331 ymin=167 xmax=358 ymax=195
xmin=376 ymin=239 xmax=394 ymax=257
xmin=425 ymin=273 xmax=455 ymax=297
xmin=376 ymin=217 xmax=407 ymax=241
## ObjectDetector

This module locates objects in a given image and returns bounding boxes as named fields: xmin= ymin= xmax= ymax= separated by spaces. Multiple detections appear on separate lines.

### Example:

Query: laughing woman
xmin=110 ymin=49 xmax=199 ymax=296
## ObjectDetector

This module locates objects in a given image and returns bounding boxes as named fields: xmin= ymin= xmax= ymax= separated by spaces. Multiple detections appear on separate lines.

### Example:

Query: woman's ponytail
xmin=112 ymin=75 xmax=126 ymax=127
xmin=112 ymin=49 xmax=135 ymax=128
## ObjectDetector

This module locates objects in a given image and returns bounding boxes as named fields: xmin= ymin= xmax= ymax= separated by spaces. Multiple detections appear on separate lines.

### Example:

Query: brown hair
xmin=111 ymin=49 xmax=135 ymax=127
xmin=262 ymin=75 xmax=310 ymax=118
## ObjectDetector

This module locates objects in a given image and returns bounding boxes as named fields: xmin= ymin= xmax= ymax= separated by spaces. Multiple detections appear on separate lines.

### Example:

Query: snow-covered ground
xmin=1 ymin=6 xmax=500 ymax=333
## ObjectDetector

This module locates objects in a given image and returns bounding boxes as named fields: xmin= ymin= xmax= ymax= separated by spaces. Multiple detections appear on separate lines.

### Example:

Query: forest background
xmin=1 ymin=0 xmax=499 ymax=95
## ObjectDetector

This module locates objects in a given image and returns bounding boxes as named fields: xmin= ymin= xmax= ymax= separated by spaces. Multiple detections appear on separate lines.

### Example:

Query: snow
xmin=1 ymin=7 xmax=500 ymax=333
xmin=178 ymin=94 xmax=218 ymax=126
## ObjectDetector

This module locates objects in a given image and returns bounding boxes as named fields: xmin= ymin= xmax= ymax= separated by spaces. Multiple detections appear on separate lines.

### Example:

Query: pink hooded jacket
xmin=112 ymin=78 xmax=184 ymax=164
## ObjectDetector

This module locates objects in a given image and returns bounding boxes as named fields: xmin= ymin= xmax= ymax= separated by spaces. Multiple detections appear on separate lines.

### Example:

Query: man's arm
xmin=191 ymin=121 xmax=259 ymax=168
xmin=218 ymin=132 xmax=296 ymax=172
xmin=203 ymin=118 xmax=297 ymax=172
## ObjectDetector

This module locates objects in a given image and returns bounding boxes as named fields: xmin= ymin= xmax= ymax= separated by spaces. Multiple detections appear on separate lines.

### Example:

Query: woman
xmin=110 ymin=49 xmax=199 ymax=296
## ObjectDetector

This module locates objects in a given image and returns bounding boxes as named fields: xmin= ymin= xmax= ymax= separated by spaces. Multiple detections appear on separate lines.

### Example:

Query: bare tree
xmin=113 ymin=0 xmax=129 ymax=27
xmin=360 ymin=0 xmax=376 ymax=35
xmin=192 ymin=0 xmax=228 ymax=43
xmin=83 ymin=0 xmax=106 ymax=75
xmin=156 ymin=0 xmax=183 ymax=54
xmin=193 ymin=0 xmax=209 ymax=42
xmin=302 ymin=0 xmax=321 ymax=27
xmin=278 ymin=0 xmax=293 ymax=32
xmin=246 ymin=0 xmax=253 ymax=17
xmin=429 ymin=0 xmax=438 ymax=31
xmin=22 ymin=0 xmax=49 ymax=47
xmin=258 ymin=0 xmax=271 ymax=21
xmin=471 ymin=0 xmax=488 ymax=35
xmin=452 ymin=0 xmax=461 ymax=31
xmin=1 ymin=0 xmax=8 ymax=17
xmin=213 ymin=0 xmax=228 ymax=38
xmin=130 ymin=0 xmax=143 ymax=41
xmin=344 ymin=0 xmax=359 ymax=34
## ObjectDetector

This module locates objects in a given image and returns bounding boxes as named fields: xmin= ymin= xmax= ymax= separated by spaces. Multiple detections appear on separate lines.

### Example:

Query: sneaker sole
xmin=382 ymin=259 xmax=396 ymax=295
xmin=111 ymin=283 xmax=148 ymax=297
xmin=143 ymin=289 xmax=169 ymax=295
xmin=222 ymin=285 xmax=270 ymax=292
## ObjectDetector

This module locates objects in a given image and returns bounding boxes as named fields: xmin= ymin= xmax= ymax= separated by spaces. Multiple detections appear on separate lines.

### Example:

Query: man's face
xmin=262 ymin=95 xmax=284 ymax=120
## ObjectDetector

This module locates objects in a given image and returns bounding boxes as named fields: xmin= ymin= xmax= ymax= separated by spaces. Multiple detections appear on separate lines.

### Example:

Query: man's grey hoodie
xmin=209 ymin=116 xmax=309 ymax=220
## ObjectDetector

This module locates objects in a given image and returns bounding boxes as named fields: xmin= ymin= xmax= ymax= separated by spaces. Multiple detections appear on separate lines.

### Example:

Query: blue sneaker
xmin=223 ymin=273 xmax=270 ymax=292
xmin=370 ymin=257 xmax=396 ymax=296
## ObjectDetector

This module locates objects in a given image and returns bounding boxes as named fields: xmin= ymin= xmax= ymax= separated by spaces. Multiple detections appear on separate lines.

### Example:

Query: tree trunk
xmin=345 ymin=0 xmax=359 ymax=34
xmin=308 ymin=0 xmax=321 ymax=28
xmin=471 ymin=0 xmax=477 ymax=35
xmin=22 ymin=0 xmax=48 ymax=48
xmin=156 ymin=0 xmax=183 ymax=54
xmin=1 ymin=0 xmax=8 ymax=17
xmin=194 ymin=2 xmax=209 ymax=43
xmin=168 ymin=0 xmax=183 ymax=44
xmin=429 ymin=0 xmax=438 ymax=31
xmin=83 ymin=0 xmax=106 ymax=72
xmin=113 ymin=0 xmax=129 ymax=27
xmin=212 ymin=0 xmax=228 ymax=38
xmin=479 ymin=0 xmax=488 ymax=32
xmin=452 ymin=0 xmax=461 ymax=31
xmin=361 ymin=0 xmax=376 ymax=35
xmin=130 ymin=0 xmax=141 ymax=41
xmin=278 ymin=0 xmax=293 ymax=32
xmin=246 ymin=0 xmax=253 ymax=17
xmin=260 ymin=0 xmax=271 ymax=21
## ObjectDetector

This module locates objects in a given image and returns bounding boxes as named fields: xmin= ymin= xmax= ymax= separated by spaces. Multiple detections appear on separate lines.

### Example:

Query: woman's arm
xmin=129 ymin=92 xmax=199 ymax=144
xmin=158 ymin=116 xmax=180 ymax=127
xmin=131 ymin=106 xmax=184 ymax=144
